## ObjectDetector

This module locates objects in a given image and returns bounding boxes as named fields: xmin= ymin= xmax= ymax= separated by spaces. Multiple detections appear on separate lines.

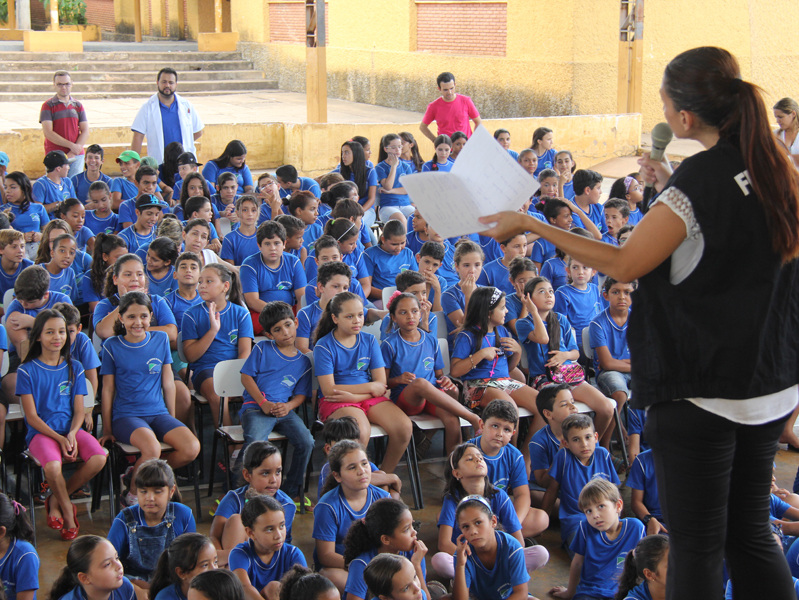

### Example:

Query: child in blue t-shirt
xmin=241 ymin=221 xmax=306 ymax=334
xmin=375 ymin=134 xmax=415 ymax=223
xmin=45 ymin=233 xmax=78 ymax=301
xmin=441 ymin=240 xmax=484 ymax=344
xmin=50 ymin=537 xmax=135 ymax=600
xmin=59 ymin=197 xmax=95 ymax=254
xmin=422 ymin=224 xmax=458 ymax=289
xmin=213 ymin=172 xmax=242 ymax=220
xmin=602 ymin=198 xmax=630 ymax=246
xmin=229 ymin=494 xmax=305 ymax=600
xmin=165 ymin=253 xmax=204 ymax=343
xmin=542 ymin=414 xmax=621 ymax=550
xmin=110 ymin=152 xmax=141 ymax=208
xmin=531 ymin=127 xmax=556 ymax=177
xmin=288 ymin=192 xmax=322 ymax=250
xmin=530 ymin=199 xmax=585 ymax=272
xmin=627 ymin=450 xmax=667 ymax=536
xmin=363 ymin=220 xmax=417 ymax=303
xmin=615 ymin=535 xmax=669 ymax=600
xmin=364 ymin=555 xmax=430 ymax=600
xmin=540 ymin=251 xmax=569 ymax=292
xmin=99 ymin=291 xmax=199 ymax=505
xmin=313 ymin=440 xmax=391 ymax=592
xmin=0 ymin=494 xmax=39 ymax=600
xmin=550 ymin=479 xmax=645 ymax=600
xmin=181 ymin=263 xmax=253 ymax=427
xmin=237 ymin=304 xmax=313 ymax=503
xmin=494 ymin=129 xmax=519 ymax=161
xmin=421 ymin=135 xmax=455 ymax=172
xmin=211 ymin=442 xmax=298 ymax=570
xmin=202 ymin=142 xmax=254 ymax=194
xmin=302 ymin=236 xmax=369 ymax=308
xmin=0 ymin=230 xmax=33 ymax=309
xmin=555 ymin=150 xmax=576 ymax=201
xmin=571 ymin=169 xmax=607 ymax=236
xmin=53 ymin=301 xmax=101 ymax=411
xmin=503 ymin=257 xmax=537 ymax=338
xmin=479 ymin=233 xmax=527 ymax=298
xmin=296 ymin=261 xmax=352 ymax=353
xmin=84 ymin=181 xmax=119 ymax=236
xmin=406 ymin=210 xmax=429 ymax=255
xmin=145 ymin=238 xmax=179 ymax=297
xmin=117 ymin=195 xmax=160 ymax=254
xmin=2 ymin=172 xmax=49 ymax=260
xmin=307 ymin=218 xmax=370 ymax=295
xmin=554 ymin=256 xmax=604 ymax=351
xmin=414 ymin=241 xmax=449 ymax=313
xmin=107 ymin=459 xmax=197 ymax=583
xmin=274 ymin=214 xmax=308 ymax=265
xmin=149 ymin=533 xmax=218 ymax=600
xmin=221 ymin=196 xmax=261 ymax=267
xmin=379 ymin=270 xmax=440 ymax=341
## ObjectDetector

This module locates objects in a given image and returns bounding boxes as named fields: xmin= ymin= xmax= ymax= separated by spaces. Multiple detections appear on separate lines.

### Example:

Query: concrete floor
xmin=27 ymin=427 xmax=799 ymax=599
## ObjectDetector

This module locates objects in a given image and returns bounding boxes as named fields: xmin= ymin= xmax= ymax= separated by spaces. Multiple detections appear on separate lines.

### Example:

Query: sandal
xmin=44 ymin=495 xmax=64 ymax=530
xmin=60 ymin=503 xmax=79 ymax=541
xmin=612 ymin=455 xmax=628 ymax=474
xmin=293 ymin=496 xmax=314 ymax=512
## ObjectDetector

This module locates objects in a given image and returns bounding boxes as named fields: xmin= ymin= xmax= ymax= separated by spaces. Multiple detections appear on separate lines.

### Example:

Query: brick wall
xmin=30 ymin=0 xmax=46 ymax=29
xmin=416 ymin=1 xmax=506 ymax=56
xmin=269 ymin=1 xmax=329 ymax=44
xmin=86 ymin=0 xmax=116 ymax=32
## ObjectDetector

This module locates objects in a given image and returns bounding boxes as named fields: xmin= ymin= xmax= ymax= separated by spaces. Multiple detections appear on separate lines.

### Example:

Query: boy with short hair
xmin=550 ymin=479 xmax=644 ymax=600
xmin=110 ymin=150 xmax=142 ymax=210
xmin=70 ymin=143 xmax=112 ymax=203
xmin=171 ymin=152 xmax=212 ymax=201
xmin=317 ymin=416 xmax=401 ymax=500
xmin=240 ymin=221 xmax=306 ymax=334
xmin=221 ymin=195 xmax=261 ymax=268
xmin=303 ymin=236 xmax=368 ymax=306
xmin=364 ymin=219 xmax=417 ymax=301
xmin=33 ymin=150 xmax=77 ymax=214
xmin=423 ymin=224 xmax=459 ymax=288
xmin=542 ymin=413 xmax=621 ymax=550
xmin=212 ymin=171 xmax=241 ymax=221
xmin=165 ymin=251 xmax=204 ymax=379
xmin=600 ymin=198 xmax=630 ymax=246
xmin=275 ymin=164 xmax=322 ymax=199
xmin=119 ymin=165 xmax=167 ymax=228
xmin=379 ymin=270 xmax=437 ymax=340
xmin=274 ymin=214 xmax=308 ymax=264
xmin=467 ymin=399 xmax=548 ymax=542
xmin=571 ymin=169 xmax=606 ymax=235
xmin=416 ymin=240 xmax=447 ymax=310
xmin=52 ymin=301 xmax=100 ymax=410
xmin=478 ymin=233 xmax=528 ymax=296
xmin=296 ymin=261 xmax=351 ymax=354
xmin=117 ymin=194 xmax=160 ymax=253
xmin=529 ymin=383 xmax=578 ymax=507
xmin=240 ymin=301 xmax=315 ymax=505
xmin=0 ymin=230 xmax=32 ymax=314
xmin=84 ymin=181 xmax=119 ymax=235
xmin=183 ymin=195 xmax=221 ymax=253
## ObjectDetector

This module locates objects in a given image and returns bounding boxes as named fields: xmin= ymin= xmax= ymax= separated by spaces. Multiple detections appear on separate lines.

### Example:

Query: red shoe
xmin=44 ymin=496 xmax=63 ymax=530
xmin=60 ymin=504 xmax=79 ymax=541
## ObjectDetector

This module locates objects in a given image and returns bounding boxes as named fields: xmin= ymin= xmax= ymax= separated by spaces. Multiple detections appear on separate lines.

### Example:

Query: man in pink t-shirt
xmin=420 ymin=72 xmax=482 ymax=143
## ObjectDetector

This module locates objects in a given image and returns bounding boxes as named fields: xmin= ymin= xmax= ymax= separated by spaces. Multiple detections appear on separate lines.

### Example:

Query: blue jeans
xmin=240 ymin=407 xmax=314 ymax=498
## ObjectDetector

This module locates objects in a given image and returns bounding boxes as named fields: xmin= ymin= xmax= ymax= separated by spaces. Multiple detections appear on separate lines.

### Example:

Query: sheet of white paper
xmin=402 ymin=125 xmax=539 ymax=239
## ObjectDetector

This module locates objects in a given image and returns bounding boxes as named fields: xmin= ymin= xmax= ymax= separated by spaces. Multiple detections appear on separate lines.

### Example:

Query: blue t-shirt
xmin=479 ymin=235 xmax=502 ymax=264
xmin=0 ymin=259 xmax=32 ymax=302
xmin=99 ymin=331 xmax=173 ymax=420
xmin=571 ymin=519 xmax=645 ymax=599
xmin=504 ymin=293 xmax=523 ymax=326
xmin=0 ymin=326 xmax=8 ymax=353
xmin=529 ymin=424 xmax=561 ymax=480
xmin=380 ymin=329 xmax=442 ymax=401
xmin=221 ymin=229 xmax=259 ymax=266
xmin=118 ymin=198 xmax=169 ymax=226
xmin=215 ymin=485 xmax=296 ymax=543
xmin=313 ymin=331 xmax=384 ymax=386
xmin=172 ymin=178 xmax=216 ymax=202
xmin=181 ymin=301 xmax=253 ymax=373
xmin=239 ymin=340 xmax=311 ymax=419
xmin=296 ymin=301 xmax=323 ymax=346
xmin=589 ymin=309 xmax=629 ymax=374
xmin=601 ymin=232 xmax=619 ymax=246
xmin=421 ymin=159 xmax=454 ymax=172
xmin=628 ymin=207 xmax=643 ymax=226
xmin=57 ymin=578 xmax=135 ymax=600
xmin=146 ymin=266 xmax=176 ymax=298
xmin=531 ymin=237 xmax=557 ymax=265
xmin=627 ymin=408 xmax=649 ymax=452
xmin=71 ymin=228 xmax=93 ymax=254
xmin=517 ymin=311 xmax=578 ymax=378
xmin=304 ymin=276 xmax=366 ymax=307
xmin=554 ymin=283 xmax=603 ymax=348
xmin=107 ymin=503 xmax=196 ymax=562
xmin=153 ymin=584 xmax=186 ymax=600
xmin=1 ymin=203 xmax=49 ymax=233
xmin=70 ymin=250 xmax=92 ymax=305
xmin=346 ymin=547 xmax=425 ymax=600
xmin=117 ymin=225 xmax=156 ymax=254
xmin=16 ymin=359 xmax=87 ymax=446
xmin=468 ymin=435 xmax=527 ymax=492
xmin=302 ymin=222 xmax=323 ymax=249
xmin=363 ymin=246 xmax=417 ymax=290
xmin=380 ymin=311 xmax=438 ymax=343
xmin=164 ymin=289 xmax=204 ymax=329
xmin=405 ymin=231 xmax=426 ymax=255
xmin=32 ymin=175 xmax=76 ymax=212
xmin=451 ymin=327 xmax=514 ymax=380
xmin=304 ymin=247 xmax=369 ymax=284
xmin=93 ymin=294 xmax=176 ymax=333
xmin=580 ymin=203 xmax=607 ymax=235
xmin=0 ymin=537 xmax=39 ymax=600
xmin=624 ymin=581 xmax=654 ymax=600
xmin=312 ymin=485 xmax=390 ymax=558
xmin=455 ymin=530 xmax=529 ymax=600
xmin=479 ymin=259 xmax=514 ymax=297
xmin=70 ymin=172 xmax=113 ymax=203
xmin=533 ymin=149 xmax=557 ymax=177
xmin=110 ymin=178 xmax=138 ymax=202
xmin=375 ymin=160 xmax=413 ymax=207
xmin=317 ymin=461 xmax=379 ymax=501
xmin=7 ymin=291 xmax=72 ymax=354
xmin=240 ymin=253 xmax=306 ymax=306
xmin=84 ymin=210 xmax=119 ymax=236
xmin=278 ymin=177 xmax=321 ymax=200
xmin=202 ymin=163 xmax=253 ymax=194
xmin=441 ymin=284 xmax=467 ymax=340
xmin=229 ymin=539 xmax=306 ymax=590
xmin=46 ymin=267 xmax=77 ymax=302
xmin=626 ymin=450 xmax=661 ymax=520
xmin=540 ymin=257 xmax=568 ymax=291
xmin=438 ymin=489 xmax=521 ymax=544
xmin=550 ymin=446 xmax=621 ymax=543
xmin=71 ymin=332 xmax=100 ymax=372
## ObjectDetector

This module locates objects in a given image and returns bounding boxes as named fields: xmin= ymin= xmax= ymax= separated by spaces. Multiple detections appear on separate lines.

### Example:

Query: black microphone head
xmin=651 ymin=122 xmax=674 ymax=150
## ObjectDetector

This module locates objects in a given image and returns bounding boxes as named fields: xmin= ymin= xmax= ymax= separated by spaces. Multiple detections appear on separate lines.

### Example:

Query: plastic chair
xmin=433 ymin=311 xmax=447 ymax=339
xmin=381 ymin=286 xmax=397 ymax=308
xmin=218 ymin=217 xmax=233 ymax=237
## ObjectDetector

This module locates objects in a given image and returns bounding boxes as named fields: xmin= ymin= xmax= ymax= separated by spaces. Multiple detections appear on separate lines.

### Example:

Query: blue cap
xmin=0 ymin=152 xmax=8 ymax=167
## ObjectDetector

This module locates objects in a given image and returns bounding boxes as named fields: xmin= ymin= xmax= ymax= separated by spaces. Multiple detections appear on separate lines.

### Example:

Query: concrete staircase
xmin=0 ymin=50 xmax=277 ymax=102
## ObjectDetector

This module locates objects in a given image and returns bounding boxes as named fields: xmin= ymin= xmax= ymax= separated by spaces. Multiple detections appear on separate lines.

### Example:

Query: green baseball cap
xmin=116 ymin=150 xmax=141 ymax=164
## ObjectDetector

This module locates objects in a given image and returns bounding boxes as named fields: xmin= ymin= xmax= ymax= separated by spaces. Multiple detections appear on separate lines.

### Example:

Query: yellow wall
xmin=0 ymin=114 xmax=640 ymax=179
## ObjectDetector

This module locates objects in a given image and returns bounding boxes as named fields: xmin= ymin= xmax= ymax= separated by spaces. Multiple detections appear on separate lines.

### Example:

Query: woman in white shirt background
xmin=774 ymin=97 xmax=799 ymax=167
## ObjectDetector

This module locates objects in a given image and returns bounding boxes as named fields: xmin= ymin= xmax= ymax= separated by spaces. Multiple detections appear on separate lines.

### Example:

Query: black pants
xmin=646 ymin=400 xmax=795 ymax=600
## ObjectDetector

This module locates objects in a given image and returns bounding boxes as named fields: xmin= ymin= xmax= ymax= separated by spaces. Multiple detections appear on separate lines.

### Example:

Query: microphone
xmin=646 ymin=122 xmax=674 ymax=189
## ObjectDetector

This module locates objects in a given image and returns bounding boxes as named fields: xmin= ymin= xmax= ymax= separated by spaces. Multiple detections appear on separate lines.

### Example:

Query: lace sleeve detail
xmin=652 ymin=186 xmax=701 ymax=240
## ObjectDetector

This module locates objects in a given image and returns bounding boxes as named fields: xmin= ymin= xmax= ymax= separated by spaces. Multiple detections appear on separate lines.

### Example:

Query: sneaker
xmin=524 ymin=537 xmax=538 ymax=547
xmin=70 ymin=483 xmax=91 ymax=500
xmin=229 ymin=449 xmax=240 ymax=472
xmin=120 ymin=489 xmax=138 ymax=508
xmin=119 ymin=466 xmax=133 ymax=492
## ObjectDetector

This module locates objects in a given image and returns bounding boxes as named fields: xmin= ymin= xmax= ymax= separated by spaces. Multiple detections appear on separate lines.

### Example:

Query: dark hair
xmin=89 ymin=234 xmax=126 ymax=297
xmin=241 ymin=440 xmax=281 ymax=484
xmin=493 ymin=129 xmax=510 ymax=140
xmin=461 ymin=287 xmax=505 ymax=355
xmin=241 ymin=494 xmax=284 ymax=529
xmin=275 ymin=164 xmax=299 ymax=184
xmin=444 ymin=442 xmax=496 ymax=501
xmin=23 ymin=309 xmax=73 ymax=387
xmin=573 ymin=169 xmax=603 ymax=196
xmin=602 ymin=276 xmax=638 ymax=294
xmin=5 ymin=172 xmax=33 ymax=213
xmin=217 ymin=171 xmax=238 ymax=188
xmin=289 ymin=191 xmax=317 ymax=216
xmin=313 ymin=291 xmax=362 ymax=345
xmin=202 ymin=263 xmax=245 ymax=307
xmin=0 ymin=494 xmax=33 ymax=543
xmin=364 ymin=554 xmax=410 ymax=600
xmin=437 ymin=72 xmax=455 ymax=87
xmin=331 ymin=199 xmax=365 ymax=220
xmin=184 ymin=196 xmax=212 ymax=221
xmin=175 ymin=251 xmax=202 ymax=271
xmin=381 ymin=219 xmax=406 ymax=243
xmin=615 ymin=535 xmax=670 ymax=600
xmin=561 ymin=413 xmax=595 ymax=438
xmin=508 ymin=256 xmax=536 ymax=280
xmin=395 ymin=270 xmax=424 ymax=292
xmin=313 ymin=235 xmax=340 ymax=256
xmin=453 ymin=240 xmax=484 ymax=264
xmin=36 ymin=219 xmax=72 ymax=265
xmin=258 ymin=301 xmax=295 ymax=336
xmin=608 ymin=173 xmax=640 ymax=202
xmin=157 ymin=67 xmax=178 ymax=82
xmin=343 ymin=498 xmax=411 ymax=566
xmin=555 ymin=149 xmax=576 ymax=173
xmin=257 ymin=220 xmax=287 ymax=245
xmin=399 ymin=132 xmax=424 ymax=172
xmin=48 ymin=536 xmax=107 ymax=600
xmin=536 ymin=383 xmax=572 ymax=424
xmin=279 ymin=565 xmax=337 ymax=600
xmin=455 ymin=496 xmax=495 ymax=526
xmin=104 ymin=253 xmax=143 ymax=298
xmin=532 ymin=127 xmax=553 ymax=150
xmin=85 ymin=143 xmax=104 ymax=160
xmin=56 ymin=197 xmax=82 ymax=220
xmin=665 ymin=47 xmax=799 ymax=261
xmin=604 ymin=198 xmax=631 ymax=219
xmin=322 ymin=416 xmax=361 ymax=445
xmin=180 ymin=173 xmax=211 ymax=210
xmin=499 ymin=231 xmax=526 ymax=247
xmin=617 ymin=224 xmax=635 ymax=241
xmin=481 ymin=399 xmax=518 ymax=427
xmin=149 ymin=533 xmax=214 ymax=600
xmin=317 ymin=261 xmax=352 ymax=287
xmin=340 ymin=141 xmax=369 ymax=198
xmin=148 ymin=237 xmax=179 ymax=267
xmin=14 ymin=265 xmax=49 ymax=301
xmin=319 ymin=181 xmax=355 ymax=210
xmin=321 ymin=439 xmax=365 ymax=496
xmin=318 ymin=172 xmax=345 ymax=192
xmin=183 ymin=218 xmax=211 ymax=237
xmin=275 ymin=214 xmax=305 ymax=238
xmin=135 ymin=165 xmax=158 ymax=184
xmin=88 ymin=180 xmax=111 ymax=197
xmin=542 ymin=199 xmax=570 ymax=225
xmin=49 ymin=233 xmax=76 ymax=261
xmin=523 ymin=277 xmax=561 ymax=354
xmin=323 ymin=218 xmax=359 ymax=245
xmin=135 ymin=458 xmax=181 ymax=502
xmin=53 ymin=301 xmax=80 ymax=327
xmin=212 ymin=140 xmax=247 ymax=169
xmin=161 ymin=141 xmax=185 ymax=188
xmin=113 ymin=291 xmax=153 ymax=336
xmin=451 ymin=131 xmax=468 ymax=145
xmin=418 ymin=241 xmax=444 ymax=262
xmin=387 ymin=293 xmax=420 ymax=334
xmin=190 ymin=570 xmax=245 ymax=600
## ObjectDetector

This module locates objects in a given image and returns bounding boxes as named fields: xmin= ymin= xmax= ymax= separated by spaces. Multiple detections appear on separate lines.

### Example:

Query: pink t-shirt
xmin=422 ymin=95 xmax=480 ymax=138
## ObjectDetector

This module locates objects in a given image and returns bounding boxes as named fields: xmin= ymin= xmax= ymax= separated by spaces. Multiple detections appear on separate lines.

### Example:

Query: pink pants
xmin=28 ymin=430 xmax=106 ymax=466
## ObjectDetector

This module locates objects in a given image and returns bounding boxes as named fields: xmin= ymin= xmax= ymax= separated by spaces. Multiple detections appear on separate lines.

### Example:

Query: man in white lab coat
xmin=130 ymin=67 xmax=204 ymax=164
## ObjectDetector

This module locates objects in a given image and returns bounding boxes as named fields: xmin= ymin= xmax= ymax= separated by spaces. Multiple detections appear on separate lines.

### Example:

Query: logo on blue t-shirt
xmin=104 ymin=226 xmax=114 ymax=234
xmin=423 ymin=357 xmax=435 ymax=371
xmin=228 ymin=329 xmax=238 ymax=344
xmin=60 ymin=284 xmax=71 ymax=295
xmin=277 ymin=281 xmax=292 ymax=290
xmin=58 ymin=381 xmax=71 ymax=396
xmin=356 ymin=356 xmax=370 ymax=370
xmin=31 ymin=215 xmax=40 ymax=225
xmin=281 ymin=375 xmax=297 ymax=388
xmin=498 ymin=583 xmax=512 ymax=600
xmin=147 ymin=358 xmax=163 ymax=374
xmin=616 ymin=553 xmax=627 ymax=566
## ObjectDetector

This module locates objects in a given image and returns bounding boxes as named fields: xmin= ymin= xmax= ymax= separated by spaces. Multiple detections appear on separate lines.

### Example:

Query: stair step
xmin=0 ymin=70 xmax=265 ymax=83
xmin=0 ymin=59 xmax=255 ymax=72
xmin=0 ymin=51 xmax=242 ymax=61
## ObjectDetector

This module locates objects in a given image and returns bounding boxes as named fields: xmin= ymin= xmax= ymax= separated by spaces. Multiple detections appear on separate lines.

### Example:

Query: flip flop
xmin=293 ymin=496 xmax=314 ymax=512
xmin=45 ymin=495 xmax=64 ymax=530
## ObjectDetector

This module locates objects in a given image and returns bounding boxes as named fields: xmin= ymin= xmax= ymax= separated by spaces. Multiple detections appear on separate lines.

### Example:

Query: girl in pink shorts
xmin=15 ymin=309 xmax=107 ymax=541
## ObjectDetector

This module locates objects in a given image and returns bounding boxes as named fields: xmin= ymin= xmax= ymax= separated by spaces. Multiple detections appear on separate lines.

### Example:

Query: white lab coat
xmin=131 ymin=93 xmax=204 ymax=163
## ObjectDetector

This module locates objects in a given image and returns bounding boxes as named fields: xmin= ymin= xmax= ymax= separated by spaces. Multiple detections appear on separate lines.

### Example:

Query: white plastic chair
xmin=433 ymin=311 xmax=447 ymax=339
xmin=218 ymin=217 xmax=233 ymax=237
xmin=381 ymin=286 xmax=397 ymax=308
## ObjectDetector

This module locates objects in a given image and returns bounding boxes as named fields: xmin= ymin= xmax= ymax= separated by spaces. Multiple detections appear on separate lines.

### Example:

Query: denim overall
xmin=123 ymin=503 xmax=177 ymax=581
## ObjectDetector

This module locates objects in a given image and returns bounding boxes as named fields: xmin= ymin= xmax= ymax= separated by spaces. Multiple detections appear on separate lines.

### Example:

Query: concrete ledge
xmin=0 ymin=29 xmax=25 ymax=41
xmin=198 ymin=32 xmax=239 ymax=52
xmin=23 ymin=30 xmax=83 ymax=52
xmin=45 ymin=24 xmax=102 ymax=42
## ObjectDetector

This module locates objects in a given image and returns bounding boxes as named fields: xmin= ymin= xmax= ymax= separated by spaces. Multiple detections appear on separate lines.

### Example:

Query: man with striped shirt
xmin=39 ymin=70 xmax=90 ymax=178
